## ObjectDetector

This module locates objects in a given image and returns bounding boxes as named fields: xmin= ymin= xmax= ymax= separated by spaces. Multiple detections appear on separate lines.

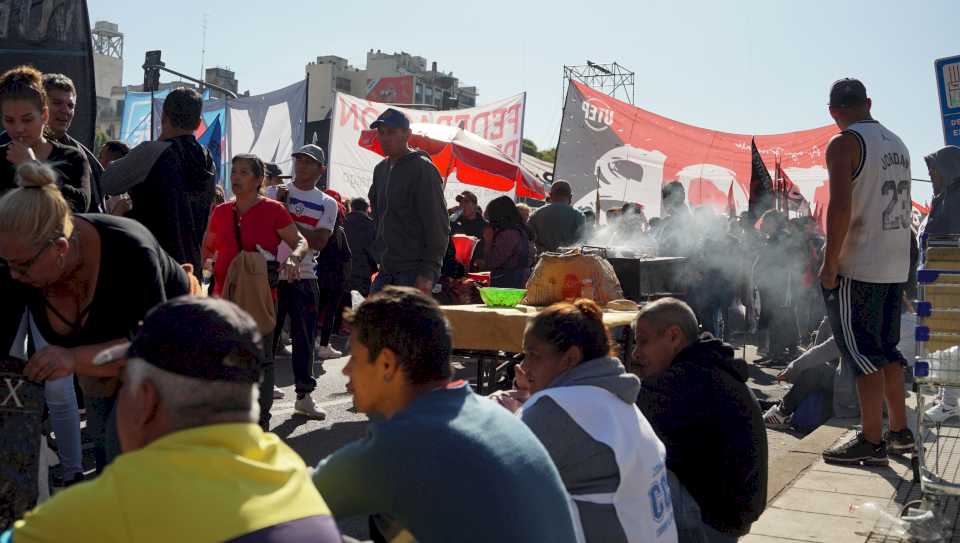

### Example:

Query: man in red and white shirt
xmin=267 ymin=144 xmax=337 ymax=419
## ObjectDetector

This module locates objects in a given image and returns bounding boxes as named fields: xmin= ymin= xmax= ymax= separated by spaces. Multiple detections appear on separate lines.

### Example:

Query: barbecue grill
xmin=563 ymin=246 xmax=687 ymax=303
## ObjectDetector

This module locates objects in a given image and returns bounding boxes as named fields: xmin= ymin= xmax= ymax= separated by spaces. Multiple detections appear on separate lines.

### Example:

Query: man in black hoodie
xmin=344 ymin=197 xmax=377 ymax=296
xmin=367 ymin=108 xmax=450 ymax=295
xmin=632 ymin=297 xmax=767 ymax=542
xmin=101 ymin=88 xmax=216 ymax=277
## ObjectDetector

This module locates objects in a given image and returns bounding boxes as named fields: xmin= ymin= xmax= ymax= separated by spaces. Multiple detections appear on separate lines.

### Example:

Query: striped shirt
xmin=268 ymin=183 xmax=337 ymax=279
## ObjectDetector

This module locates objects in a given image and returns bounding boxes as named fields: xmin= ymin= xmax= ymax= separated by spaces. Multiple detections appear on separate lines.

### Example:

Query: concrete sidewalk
xmin=744 ymin=395 xmax=960 ymax=543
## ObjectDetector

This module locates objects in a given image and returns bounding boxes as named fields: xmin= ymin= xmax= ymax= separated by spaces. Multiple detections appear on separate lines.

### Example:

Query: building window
xmin=335 ymin=77 xmax=351 ymax=92
xmin=415 ymin=83 xmax=423 ymax=104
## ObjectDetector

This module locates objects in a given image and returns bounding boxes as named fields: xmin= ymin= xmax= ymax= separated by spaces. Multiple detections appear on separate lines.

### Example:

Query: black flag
xmin=748 ymin=137 xmax=775 ymax=220
xmin=0 ymin=0 xmax=98 ymax=148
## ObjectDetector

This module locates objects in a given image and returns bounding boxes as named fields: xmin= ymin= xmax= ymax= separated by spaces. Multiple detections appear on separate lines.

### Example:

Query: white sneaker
xmin=272 ymin=386 xmax=284 ymax=399
xmin=294 ymin=395 xmax=327 ymax=420
xmin=925 ymin=402 xmax=958 ymax=424
xmin=282 ymin=344 xmax=293 ymax=356
xmin=315 ymin=344 xmax=343 ymax=359
xmin=763 ymin=405 xmax=791 ymax=429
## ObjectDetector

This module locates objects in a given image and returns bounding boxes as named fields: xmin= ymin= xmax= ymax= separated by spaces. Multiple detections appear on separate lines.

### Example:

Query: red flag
xmin=775 ymin=161 xmax=808 ymax=213
xmin=813 ymin=199 xmax=825 ymax=234
xmin=727 ymin=182 xmax=737 ymax=217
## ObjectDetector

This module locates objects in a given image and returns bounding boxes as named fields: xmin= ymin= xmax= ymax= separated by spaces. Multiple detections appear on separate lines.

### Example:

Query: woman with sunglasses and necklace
xmin=0 ymin=159 xmax=189 ymax=481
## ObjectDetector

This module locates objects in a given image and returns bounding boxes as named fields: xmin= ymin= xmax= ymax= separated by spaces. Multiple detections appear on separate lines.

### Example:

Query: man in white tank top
xmin=819 ymin=79 xmax=914 ymax=466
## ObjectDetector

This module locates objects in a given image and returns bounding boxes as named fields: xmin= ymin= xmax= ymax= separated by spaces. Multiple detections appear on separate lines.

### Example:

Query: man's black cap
xmin=455 ymin=190 xmax=478 ymax=205
xmin=264 ymin=162 xmax=289 ymax=179
xmin=94 ymin=297 xmax=263 ymax=384
xmin=370 ymin=108 xmax=410 ymax=130
xmin=829 ymin=78 xmax=868 ymax=108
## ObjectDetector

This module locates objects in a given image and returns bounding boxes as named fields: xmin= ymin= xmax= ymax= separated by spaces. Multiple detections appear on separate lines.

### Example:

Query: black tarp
xmin=0 ymin=0 xmax=97 ymax=148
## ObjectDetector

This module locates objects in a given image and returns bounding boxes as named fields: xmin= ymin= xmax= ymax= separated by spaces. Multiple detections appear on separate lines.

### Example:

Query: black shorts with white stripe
xmin=821 ymin=276 xmax=905 ymax=377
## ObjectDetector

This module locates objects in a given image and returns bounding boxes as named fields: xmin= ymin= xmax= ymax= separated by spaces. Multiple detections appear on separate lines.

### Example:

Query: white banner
xmin=227 ymin=80 xmax=307 ymax=177
xmin=328 ymin=92 xmax=526 ymax=204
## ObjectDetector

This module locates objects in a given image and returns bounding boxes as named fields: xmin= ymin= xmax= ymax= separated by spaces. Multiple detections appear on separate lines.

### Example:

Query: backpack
xmin=221 ymin=205 xmax=276 ymax=335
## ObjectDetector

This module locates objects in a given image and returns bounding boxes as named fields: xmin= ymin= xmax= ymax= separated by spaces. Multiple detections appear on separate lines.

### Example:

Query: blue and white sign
xmin=935 ymin=55 xmax=960 ymax=147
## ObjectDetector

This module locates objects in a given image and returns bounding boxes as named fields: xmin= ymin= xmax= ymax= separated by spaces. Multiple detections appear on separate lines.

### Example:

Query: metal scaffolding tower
xmin=563 ymin=61 xmax=635 ymax=104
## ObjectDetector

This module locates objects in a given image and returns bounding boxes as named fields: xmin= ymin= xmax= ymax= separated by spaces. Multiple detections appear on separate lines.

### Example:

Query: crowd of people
xmin=0 ymin=59 xmax=955 ymax=543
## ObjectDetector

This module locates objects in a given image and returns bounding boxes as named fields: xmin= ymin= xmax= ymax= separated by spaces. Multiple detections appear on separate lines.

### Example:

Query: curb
xmin=766 ymin=417 xmax=857 ymax=503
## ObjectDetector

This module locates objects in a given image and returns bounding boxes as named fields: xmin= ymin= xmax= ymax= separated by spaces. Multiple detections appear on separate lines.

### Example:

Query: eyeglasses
xmin=0 ymin=239 xmax=56 ymax=277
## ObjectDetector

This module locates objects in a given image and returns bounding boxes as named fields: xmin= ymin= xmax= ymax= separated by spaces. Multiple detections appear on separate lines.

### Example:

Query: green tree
xmin=94 ymin=129 xmax=109 ymax=155
xmin=538 ymin=147 xmax=556 ymax=164
xmin=522 ymin=138 xmax=539 ymax=157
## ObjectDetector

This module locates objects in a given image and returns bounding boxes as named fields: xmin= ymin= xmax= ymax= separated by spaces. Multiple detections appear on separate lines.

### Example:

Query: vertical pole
xmin=516 ymin=91 xmax=526 ymax=202
xmin=595 ymin=166 xmax=601 ymax=223
xmin=149 ymin=89 xmax=155 ymax=141
xmin=303 ymin=73 xmax=311 ymax=147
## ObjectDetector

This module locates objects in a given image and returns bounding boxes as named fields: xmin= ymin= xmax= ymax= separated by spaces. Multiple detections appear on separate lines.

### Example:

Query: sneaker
xmin=272 ymin=386 xmax=284 ymax=399
xmin=924 ymin=402 xmax=958 ymax=424
xmin=763 ymin=405 xmax=791 ymax=429
xmin=282 ymin=344 xmax=293 ymax=356
xmin=294 ymin=395 xmax=327 ymax=420
xmin=315 ymin=344 xmax=343 ymax=360
xmin=884 ymin=428 xmax=915 ymax=454
xmin=823 ymin=432 xmax=887 ymax=465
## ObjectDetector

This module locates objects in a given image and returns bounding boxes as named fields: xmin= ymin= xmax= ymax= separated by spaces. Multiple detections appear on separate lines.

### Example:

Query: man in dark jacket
xmin=632 ymin=297 xmax=767 ymax=541
xmin=344 ymin=197 xmax=377 ymax=296
xmin=100 ymin=88 xmax=216 ymax=276
xmin=920 ymin=145 xmax=960 ymax=239
xmin=528 ymin=181 xmax=585 ymax=253
xmin=367 ymin=108 xmax=450 ymax=294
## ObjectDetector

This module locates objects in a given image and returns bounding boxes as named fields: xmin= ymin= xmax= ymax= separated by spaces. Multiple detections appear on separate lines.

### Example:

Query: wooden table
xmin=440 ymin=304 xmax=640 ymax=392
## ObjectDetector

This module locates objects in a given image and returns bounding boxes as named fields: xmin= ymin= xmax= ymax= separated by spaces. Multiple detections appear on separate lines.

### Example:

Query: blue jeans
xmin=703 ymin=525 xmax=739 ymax=543
xmin=275 ymin=280 xmax=320 ymax=397
xmin=44 ymin=376 xmax=82 ymax=479
xmin=371 ymin=271 xmax=421 ymax=294
xmin=87 ymin=396 xmax=120 ymax=473
xmin=669 ymin=471 xmax=709 ymax=543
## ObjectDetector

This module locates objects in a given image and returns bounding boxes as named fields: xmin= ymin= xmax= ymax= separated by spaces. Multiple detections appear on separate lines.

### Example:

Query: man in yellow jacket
xmin=4 ymin=297 xmax=342 ymax=543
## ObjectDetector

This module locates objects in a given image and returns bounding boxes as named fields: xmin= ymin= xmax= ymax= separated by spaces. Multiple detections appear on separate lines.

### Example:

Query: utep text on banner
xmin=553 ymin=80 xmax=836 ymax=218
xmin=328 ymin=92 xmax=525 ymax=204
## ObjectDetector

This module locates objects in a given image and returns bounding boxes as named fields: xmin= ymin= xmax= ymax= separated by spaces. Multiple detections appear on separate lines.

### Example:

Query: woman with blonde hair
xmin=0 ymin=162 xmax=190 ymax=474
xmin=0 ymin=65 xmax=90 ymax=211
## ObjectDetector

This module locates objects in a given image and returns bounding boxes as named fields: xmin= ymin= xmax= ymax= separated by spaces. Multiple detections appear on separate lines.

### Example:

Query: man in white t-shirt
xmin=267 ymin=144 xmax=337 ymax=420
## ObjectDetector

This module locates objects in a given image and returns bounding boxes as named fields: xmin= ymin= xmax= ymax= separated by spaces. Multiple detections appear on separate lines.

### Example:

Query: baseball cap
xmin=264 ymin=162 xmax=289 ymax=178
xmin=455 ymin=190 xmax=478 ymax=205
xmin=370 ymin=108 xmax=410 ymax=130
xmin=93 ymin=297 xmax=263 ymax=384
xmin=292 ymin=144 xmax=326 ymax=165
xmin=829 ymin=78 xmax=868 ymax=108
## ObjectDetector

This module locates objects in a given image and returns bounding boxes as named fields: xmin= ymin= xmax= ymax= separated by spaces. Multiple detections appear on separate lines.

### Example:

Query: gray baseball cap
xmin=292 ymin=144 xmax=326 ymax=165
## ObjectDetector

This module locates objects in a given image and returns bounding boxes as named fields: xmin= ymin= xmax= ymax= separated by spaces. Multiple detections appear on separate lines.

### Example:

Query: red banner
xmin=366 ymin=76 xmax=414 ymax=104
xmin=555 ymin=81 xmax=837 ymax=217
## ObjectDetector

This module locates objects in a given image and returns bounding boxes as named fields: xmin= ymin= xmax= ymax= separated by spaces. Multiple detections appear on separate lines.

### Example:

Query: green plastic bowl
xmin=479 ymin=287 xmax=527 ymax=308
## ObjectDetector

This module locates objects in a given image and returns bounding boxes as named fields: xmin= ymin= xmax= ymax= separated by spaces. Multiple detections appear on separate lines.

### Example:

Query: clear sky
xmin=89 ymin=0 xmax=955 ymax=202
